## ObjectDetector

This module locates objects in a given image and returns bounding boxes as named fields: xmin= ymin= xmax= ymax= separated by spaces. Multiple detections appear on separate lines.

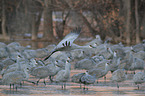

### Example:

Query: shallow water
xmin=0 ymin=70 xmax=145 ymax=96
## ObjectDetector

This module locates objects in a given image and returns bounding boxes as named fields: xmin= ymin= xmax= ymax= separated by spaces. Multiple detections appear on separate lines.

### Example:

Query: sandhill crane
xmin=75 ymin=57 xmax=97 ymax=70
xmin=123 ymin=50 xmax=134 ymax=74
xmin=54 ymin=60 xmax=65 ymax=69
xmin=79 ymin=71 xmax=96 ymax=90
xmin=0 ymin=47 xmax=8 ymax=59
xmin=129 ymin=58 xmax=145 ymax=73
xmin=85 ymin=35 xmax=103 ymax=47
xmin=2 ymin=55 xmax=28 ymax=91
xmin=97 ymin=47 xmax=114 ymax=59
xmin=92 ymin=55 xmax=105 ymax=62
xmin=43 ymin=27 xmax=81 ymax=61
xmin=36 ymin=59 xmax=45 ymax=66
xmin=132 ymin=43 xmax=145 ymax=52
xmin=109 ymin=51 xmax=121 ymax=73
xmin=29 ymin=61 xmax=61 ymax=85
xmin=45 ymin=44 xmax=56 ymax=52
xmin=1 ymin=57 xmax=16 ymax=68
xmin=133 ymin=51 xmax=145 ymax=60
xmin=133 ymin=71 xmax=145 ymax=89
xmin=88 ymin=62 xmax=110 ymax=83
xmin=70 ymin=49 xmax=85 ymax=60
xmin=0 ymin=42 xmax=6 ymax=48
xmin=1 ymin=54 xmax=25 ymax=77
xmin=55 ymin=60 xmax=71 ymax=90
xmin=50 ymin=51 xmax=70 ymax=62
xmin=22 ymin=48 xmax=49 ymax=59
xmin=110 ymin=45 xmax=126 ymax=60
xmin=71 ymin=73 xmax=85 ymax=88
xmin=93 ymin=42 xmax=111 ymax=55
xmin=6 ymin=42 xmax=26 ymax=57
xmin=111 ymin=69 xmax=126 ymax=90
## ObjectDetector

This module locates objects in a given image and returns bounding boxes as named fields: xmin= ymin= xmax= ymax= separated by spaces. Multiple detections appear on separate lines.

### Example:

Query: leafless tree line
xmin=0 ymin=0 xmax=145 ymax=45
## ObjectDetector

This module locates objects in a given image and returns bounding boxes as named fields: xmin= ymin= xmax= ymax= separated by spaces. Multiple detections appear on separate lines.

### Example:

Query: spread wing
xmin=56 ymin=27 xmax=81 ymax=48
xmin=43 ymin=27 xmax=81 ymax=61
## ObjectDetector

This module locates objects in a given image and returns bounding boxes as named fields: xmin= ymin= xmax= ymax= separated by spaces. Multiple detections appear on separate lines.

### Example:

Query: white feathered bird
xmin=43 ymin=27 xmax=81 ymax=61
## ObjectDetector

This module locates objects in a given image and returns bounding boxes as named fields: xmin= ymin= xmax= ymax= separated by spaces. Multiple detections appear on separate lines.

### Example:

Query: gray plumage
xmin=80 ymin=71 xmax=96 ymax=90
xmin=2 ymin=70 xmax=26 ymax=85
xmin=132 ymin=43 xmax=145 ymax=52
xmin=97 ymin=47 xmax=114 ymax=59
xmin=30 ymin=62 xmax=61 ymax=84
xmin=2 ymin=55 xmax=28 ymax=90
xmin=111 ymin=69 xmax=126 ymax=82
xmin=110 ymin=47 xmax=126 ymax=60
xmin=88 ymin=62 xmax=110 ymax=83
xmin=70 ymin=49 xmax=85 ymax=60
xmin=22 ymin=48 xmax=49 ymax=59
xmin=75 ymin=58 xmax=97 ymax=70
xmin=92 ymin=55 xmax=105 ymax=63
xmin=51 ymin=51 xmax=70 ymax=61
xmin=123 ymin=51 xmax=134 ymax=71
xmin=0 ymin=47 xmax=8 ymax=58
xmin=133 ymin=51 xmax=145 ymax=60
xmin=55 ymin=60 xmax=71 ymax=89
xmin=45 ymin=44 xmax=56 ymax=52
xmin=94 ymin=44 xmax=111 ymax=55
xmin=54 ymin=60 xmax=65 ymax=69
xmin=6 ymin=42 xmax=25 ymax=53
xmin=71 ymin=73 xmax=85 ymax=83
xmin=34 ymin=48 xmax=49 ymax=58
xmin=43 ymin=27 xmax=81 ymax=61
xmin=111 ymin=69 xmax=126 ymax=89
xmin=71 ymin=73 xmax=85 ymax=89
xmin=0 ymin=42 xmax=6 ymax=48
xmin=133 ymin=71 xmax=145 ymax=89
xmin=94 ymin=59 xmax=110 ymax=70
xmin=109 ymin=51 xmax=121 ymax=73
xmin=56 ymin=28 xmax=81 ymax=49
xmin=129 ymin=58 xmax=145 ymax=71
xmin=85 ymin=35 xmax=103 ymax=46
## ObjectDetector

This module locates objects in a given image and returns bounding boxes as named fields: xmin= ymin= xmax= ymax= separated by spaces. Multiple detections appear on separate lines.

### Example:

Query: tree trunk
xmin=60 ymin=0 xmax=97 ymax=37
xmin=1 ymin=0 xmax=9 ymax=40
xmin=126 ymin=0 xmax=131 ymax=45
xmin=135 ymin=0 xmax=140 ymax=44
xmin=31 ymin=14 xmax=37 ymax=40
xmin=36 ymin=10 xmax=43 ymax=33
xmin=55 ymin=11 xmax=70 ymax=40
xmin=43 ymin=0 xmax=55 ymax=41
xmin=76 ymin=11 xmax=97 ymax=37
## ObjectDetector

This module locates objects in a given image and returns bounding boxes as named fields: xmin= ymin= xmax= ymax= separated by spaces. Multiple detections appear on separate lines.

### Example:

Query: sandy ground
xmin=0 ymin=70 xmax=145 ymax=96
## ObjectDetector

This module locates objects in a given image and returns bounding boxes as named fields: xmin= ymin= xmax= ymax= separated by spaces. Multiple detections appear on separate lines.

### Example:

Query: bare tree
xmin=55 ymin=11 xmax=70 ymax=39
xmin=31 ymin=0 xmax=43 ymax=40
xmin=1 ymin=0 xmax=10 ymax=40
xmin=43 ymin=0 xmax=55 ymax=41
xmin=126 ymin=0 xmax=131 ymax=45
xmin=135 ymin=0 xmax=140 ymax=44
xmin=31 ymin=14 xmax=37 ymax=40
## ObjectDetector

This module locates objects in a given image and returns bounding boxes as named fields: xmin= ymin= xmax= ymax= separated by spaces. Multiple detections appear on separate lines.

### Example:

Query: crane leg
xmin=36 ymin=79 xmax=41 ymax=85
xmin=10 ymin=84 xmax=11 ymax=90
xmin=49 ymin=76 xmax=53 ymax=82
xmin=64 ymin=83 xmax=66 ymax=90
xmin=43 ymin=79 xmax=46 ymax=85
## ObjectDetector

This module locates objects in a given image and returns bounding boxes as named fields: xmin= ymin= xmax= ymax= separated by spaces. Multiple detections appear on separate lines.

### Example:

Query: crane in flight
xmin=43 ymin=27 xmax=81 ymax=61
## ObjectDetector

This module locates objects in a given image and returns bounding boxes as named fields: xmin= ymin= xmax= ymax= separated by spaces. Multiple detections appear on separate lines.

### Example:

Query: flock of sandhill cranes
xmin=0 ymin=27 xmax=145 ymax=92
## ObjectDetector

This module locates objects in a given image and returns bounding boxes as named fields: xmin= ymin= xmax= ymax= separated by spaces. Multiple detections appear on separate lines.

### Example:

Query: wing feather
xmin=43 ymin=27 xmax=81 ymax=61
xmin=56 ymin=27 xmax=81 ymax=48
